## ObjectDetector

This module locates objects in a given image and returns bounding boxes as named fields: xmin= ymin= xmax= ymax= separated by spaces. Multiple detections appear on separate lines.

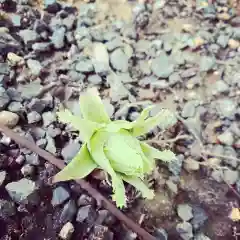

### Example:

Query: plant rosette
xmin=53 ymin=88 xmax=177 ymax=208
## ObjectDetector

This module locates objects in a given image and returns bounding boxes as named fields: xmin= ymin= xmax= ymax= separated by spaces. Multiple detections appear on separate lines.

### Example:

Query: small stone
xmin=60 ymin=200 xmax=77 ymax=224
xmin=223 ymin=169 xmax=238 ymax=185
xmin=151 ymin=53 xmax=175 ymax=78
xmin=75 ymin=60 xmax=93 ymax=73
xmin=216 ymin=98 xmax=236 ymax=117
xmin=32 ymin=42 xmax=52 ymax=52
xmin=106 ymin=38 xmax=122 ymax=51
xmin=28 ymin=98 xmax=46 ymax=113
xmin=211 ymin=80 xmax=229 ymax=95
xmin=217 ymin=35 xmax=229 ymax=48
xmin=18 ymin=80 xmax=43 ymax=99
xmin=89 ymin=225 xmax=113 ymax=240
xmin=169 ymin=72 xmax=181 ymax=86
xmin=0 ymin=87 xmax=10 ymax=110
xmin=37 ymin=138 xmax=47 ymax=148
xmin=77 ymin=194 xmax=94 ymax=206
xmin=42 ymin=111 xmax=56 ymax=127
xmin=166 ymin=180 xmax=178 ymax=195
xmin=27 ymin=111 xmax=42 ymax=124
xmin=15 ymin=155 xmax=25 ymax=165
xmin=25 ymin=153 xmax=40 ymax=166
xmin=21 ymin=164 xmax=34 ymax=177
xmin=0 ymin=171 xmax=6 ymax=186
xmin=51 ymin=27 xmax=66 ymax=49
xmin=8 ymin=102 xmax=23 ymax=113
xmin=51 ymin=186 xmax=70 ymax=207
xmin=62 ymin=141 xmax=81 ymax=164
xmin=168 ymin=155 xmax=183 ymax=176
xmin=177 ymin=204 xmax=193 ymax=221
xmin=19 ymin=29 xmax=39 ymax=47
xmin=5 ymin=178 xmax=36 ymax=203
xmin=45 ymin=135 xmax=56 ymax=154
xmin=199 ymin=56 xmax=216 ymax=72
xmin=176 ymin=222 xmax=193 ymax=240
xmin=0 ymin=199 xmax=16 ymax=219
xmin=110 ymin=48 xmax=128 ymax=72
xmin=184 ymin=158 xmax=200 ymax=171
xmin=31 ymin=127 xmax=46 ymax=140
xmin=228 ymin=39 xmax=240 ymax=49
xmin=191 ymin=206 xmax=208 ymax=230
xmin=217 ymin=13 xmax=231 ymax=21
xmin=88 ymin=74 xmax=102 ymax=85
xmin=59 ymin=222 xmax=74 ymax=240
xmin=194 ymin=233 xmax=211 ymax=240
xmin=76 ymin=205 xmax=97 ymax=223
xmin=181 ymin=68 xmax=197 ymax=78
xmin=47 ymin=125 xmax=61 ymax=138
xmin=44 ymin=0 xmax=61 ymax=14
xmin=7 ymin=52 xmax=24 ymax=66
xmin=10 ymin=14 xmax=21 ymax=27
xmin=0 ymin=111 xmax=19 ymax=128
xmin=151 ymin=80 xmax=169 ymax=89
xmin=27 ymin=59 xmax=43 ymax=76
xmin=217 ymin=131 xmax=234 ymax=145
xmin=211 ymin=169 xmax=223 ymax=182
xmin=181 ymin=101 xmax=199 ymax=118
xmin=153 ymin=228 xmax=168 ymax=240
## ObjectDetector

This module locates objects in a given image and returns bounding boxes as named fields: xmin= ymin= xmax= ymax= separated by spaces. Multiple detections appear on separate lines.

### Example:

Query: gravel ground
xmin=0 ymin=0 xmax=240 ymax=239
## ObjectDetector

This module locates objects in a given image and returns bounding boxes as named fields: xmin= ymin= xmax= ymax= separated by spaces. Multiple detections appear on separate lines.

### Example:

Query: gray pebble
xmin=0 ymin=199 xmax=16 ymax=219
xmin=177 ymin=204 xmax=193 ymax=221
xmin=28 ymin=98 xmax=46 ymax=113
xmin=194 ymin=233 xmax=211 ymax=240
xmin=0 ymin=87 xmax=10 ymax=110
xmin=169 ymin=72 xmax=181 ymax=86
xmin=5 ymin=178 xmax=36 ymax=203
xmin=139 ymin=76 xmax=158 ymax=87
xmin=21 ymin=164 xmax=34 ymax=177
xmin=18 ymin=80 xmax=43 ymax=100
xmin=168 ymin=155 xmax=183 ymax=176
xmin=176 ymin=222 xmax=193 ymax=240
xmin=7 ymin=102 xmax=23 ymax=113
xmin=76 ymin=205 xmax=97 ymax=223
xmin=75 ymin=60 xmax=93 ymax=73
xmin=191 ymin=206 xmax=208 ymax=230
xmin=27 ymin=111 xmax=42 ymax=124
xmin=223 ymin=169 xmax=239 ymax=185
xmin=45 ymin=135 xmax=56 ymax=154
xmin=151 ymin=80 xmax=169 ymax=89
xmin=42 ymin=111 xmax=56 ymax=127
xmin=25 ymin=152 xmax=40 ymax=166
xmin=211 ymin=169 xmax=223 ymax=182
xmin=51 ymin=186 xmax=70 ymax=207
xmin=27 ymin=59 xmax=43 ymax=76
xmin=181 ymin=101 xmax=199 ymax=118
xmin=215 ymin=98 xmax=237 ymax=118
xmin=151 ymin=53 xmax=175 ymax=78
xmin=110 ymin=48 xmax=129 ymax=72
xmin=211 ymin=80 xmax=229 ymax=95
xmin=199 ymin=56 xmax=216 ymax=72
xmin=31 ymin=127 xmax=46 ymax=140
xmin=51 ymin=27 xmax=66 ymax=49
xmin=153 ymin=228 xmax=168 ymax=240
xmin=36 ymin=138 xmax=47 ymax=148
xmin=217 ymin=35 xmax=229 ymax=48
xmin=88 ymin=74 xmax=102 ymax=85
xmin=181 ymin=68 xmax=197 ymax=78
xmin=19 ymin=29 xmax=39 ymax=46
xmin=106 ymin=38 xmax=122 ymax=51
xmin=217 ymin=131 xmax=234 ymax=145
xmin=0 ymin=171 xmax=6 ymax=186
xmin=62 ymin=141 xmax=81 ymax=164
xmin=60 ymin=200 xmax=77 ymax=224
xmin=59 ymin=222 xmax=74 ymax=240
xmin=32 ymin=42 xmax=52 ymax=52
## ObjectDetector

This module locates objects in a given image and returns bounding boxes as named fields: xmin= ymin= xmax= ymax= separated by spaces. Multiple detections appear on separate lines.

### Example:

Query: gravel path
xmin=0 ymin=0 xmax=240 ymax=239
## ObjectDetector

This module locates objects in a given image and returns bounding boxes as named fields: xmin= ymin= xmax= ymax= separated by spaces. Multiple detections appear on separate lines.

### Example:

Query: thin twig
xmin=0 ymin=124 xmax=156 ymax=240
xmin=146 ymin=134 xmax=191 ymax=145
xmin=201 ymin=150 xmax=240 ymax=163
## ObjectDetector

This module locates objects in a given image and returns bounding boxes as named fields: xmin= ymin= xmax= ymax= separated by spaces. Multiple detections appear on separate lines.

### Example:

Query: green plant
xmin=53 ymin=88 xmax=177 ymax=208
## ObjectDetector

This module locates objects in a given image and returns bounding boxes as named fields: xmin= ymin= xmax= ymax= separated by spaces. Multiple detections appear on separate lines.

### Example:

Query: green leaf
xmin=121 ymin=175 xmax=154 ymax=199
xmin=140 ymin=142 xmax=176 ymax=162
xmin=132 ymin=107 xmax=177 ymax=137
xmin=52 ymin=143 xmax=97 ymax=183
xmin=89 ymin=130 xmax=126 ymax=208
xmin=57 ymin=109 xmax=102 ymax=141
xmin=104 ymin=129 xmax=144 ymax=177
xmin=105 ymin=120 xmax=133 ymax=133
xmin=79 ymin=88 xmax=111 ymax=124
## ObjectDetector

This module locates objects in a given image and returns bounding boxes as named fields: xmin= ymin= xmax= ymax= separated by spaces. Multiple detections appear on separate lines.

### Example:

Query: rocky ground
xmin=0 ymin=0 xmax=240 ymax=239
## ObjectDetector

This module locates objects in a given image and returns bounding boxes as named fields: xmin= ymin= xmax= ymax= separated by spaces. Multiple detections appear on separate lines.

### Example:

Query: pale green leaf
xmin=52 ymin=143 xmax=97 ymax=183
xmin=57 ymin=109 xmax=103 ymax=141
xmin=105 ymin=120 xmax=133 ymax=133
xmin=89 ymin=130 xmax=126 ymax=208
xmin=122 ymin=175 xmax=154 ymax=199
xmin=104 ymin=129 xmax=144 ymax=177
xmin=132 ymin=107 xmax=177 ymax=136
xmin=79 ymin=88 xmax=111 ymax=123
xmin=140 ymin=142 xmax=176 ymax=162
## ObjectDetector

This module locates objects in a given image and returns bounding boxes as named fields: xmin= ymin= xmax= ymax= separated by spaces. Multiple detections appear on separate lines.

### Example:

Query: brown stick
xmin=0 ymin=124 xmax=156 ymax=240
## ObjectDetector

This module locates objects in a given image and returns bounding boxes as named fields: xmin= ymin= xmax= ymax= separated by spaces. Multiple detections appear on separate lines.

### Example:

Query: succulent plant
xmin=53 ymin=88 xmax=177 ymax=208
